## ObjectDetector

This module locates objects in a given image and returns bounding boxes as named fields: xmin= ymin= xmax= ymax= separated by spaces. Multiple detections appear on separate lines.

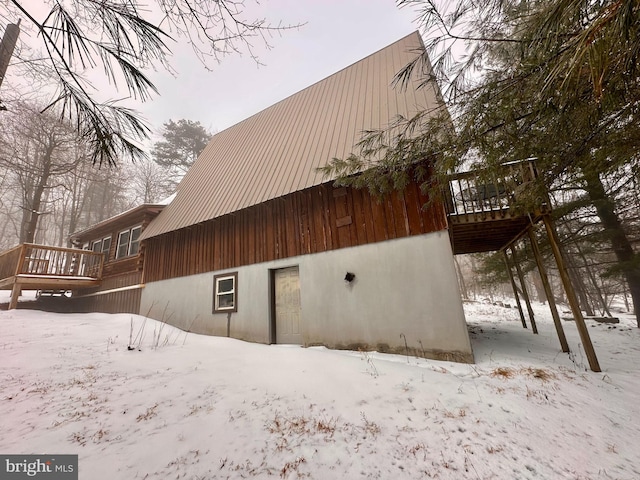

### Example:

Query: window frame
xmin=213 ymin=272 xmax=238 ymax=313
xmin=101 ymin=236 xmax=112 ymax=258
xmin=116 ymin=225 xmax=142 ymax=259
xmin=91 ymin=236 xmax=112 ymax=260
xmin=129 ymin=226 xmax=141 ymax=256
xmin=91 ymin=239 xmax=102 ymax=253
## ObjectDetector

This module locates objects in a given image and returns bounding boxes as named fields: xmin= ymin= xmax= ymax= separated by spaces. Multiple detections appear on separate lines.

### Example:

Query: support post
xmin=9 ymin=282 xmax=21 ymax=310
xmin=8 ymin=244 xmax=27 ymax=310
xmin=527 ymin=227 xmax=569 ymax=353
xmin=543 ymin=215 xmax=601 ymax=372
xmin=510 ymin=245 xmax=538 ymax=334
xmin=503 ymin=250 xmax=527 ymax=329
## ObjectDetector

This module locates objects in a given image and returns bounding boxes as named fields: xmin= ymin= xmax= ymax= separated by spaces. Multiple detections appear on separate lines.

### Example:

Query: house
xmin=137 ymin=32 xmax=474 ymax=362
xmin=66 ymin=202 xmax=168 ymax=313
xmin=0 ymin=31 xmax=602 ymax=370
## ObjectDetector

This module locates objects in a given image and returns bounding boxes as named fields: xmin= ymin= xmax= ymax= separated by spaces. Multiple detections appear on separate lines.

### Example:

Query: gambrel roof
xmin=141 ymin=31 xmax=444 ymax=240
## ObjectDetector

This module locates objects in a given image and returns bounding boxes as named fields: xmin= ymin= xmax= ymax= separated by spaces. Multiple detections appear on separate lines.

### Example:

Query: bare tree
xmin=0 ymin=102 xmax=83 ymax=244
xmin=1 ymin=1 xmax=301 ymax=166
xmin=129 ymin=157 xmax=175 ymax=204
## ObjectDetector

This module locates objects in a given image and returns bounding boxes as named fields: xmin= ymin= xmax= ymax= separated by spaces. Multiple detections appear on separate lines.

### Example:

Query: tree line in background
xmin=0 ymin=106 xmax=211 ymax=249
xmin=457 ymin=207 xmax=636 ymax=320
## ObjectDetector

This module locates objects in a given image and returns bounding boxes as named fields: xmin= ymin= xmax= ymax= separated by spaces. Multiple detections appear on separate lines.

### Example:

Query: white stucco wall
xmin=140 ymin=231 xmax=473 ymax=362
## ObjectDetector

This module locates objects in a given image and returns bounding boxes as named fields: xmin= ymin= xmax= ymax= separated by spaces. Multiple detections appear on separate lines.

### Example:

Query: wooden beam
xmin=12 ymin=276 xmax=101 ymax=289
xmin=510 ymin=244 xmax=538 ymax=334
xmin=527 ymin=227 xmax=569 ymax=353
xmin=15 ymin=244 xmax=26 ymax=275
xmin=9 ymin=282 xmax=20 ymax=310
xmin=0 ymin=276 xmax=16 ymax=289
xmin=503 ymin=250 xmax=527 ymax=329
xmin=542 ymin=215 xmax=601 ymax=372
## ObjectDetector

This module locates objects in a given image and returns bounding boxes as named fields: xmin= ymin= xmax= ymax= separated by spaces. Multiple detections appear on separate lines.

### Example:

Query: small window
xmin=129 ymin=226 xmax=141 ymax=256
xmin=91 ymin=240 xmax=102 ymax=253
xmin=116 ymin=226 xmax=142 ymax=259
xmin=91 ymin=236 xmax=112 ymax=259
xmin=116 ymin=230 xmax=130 ymax=259
xmin=102 ymin=237 xmax=112 ymax=257
xmin=213 ymin=272 xmax=238 ymax=313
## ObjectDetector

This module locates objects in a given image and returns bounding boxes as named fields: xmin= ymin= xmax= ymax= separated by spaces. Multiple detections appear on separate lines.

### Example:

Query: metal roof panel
xmin=141 ymin=32 xmax=443 ymax=240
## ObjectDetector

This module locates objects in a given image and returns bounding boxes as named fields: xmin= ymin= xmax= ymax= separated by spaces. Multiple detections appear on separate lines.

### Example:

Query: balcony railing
xmin=444 ymin=159 xmax=542 ymax=222
xmin=0 ymin=243 xmax=104 ymax=284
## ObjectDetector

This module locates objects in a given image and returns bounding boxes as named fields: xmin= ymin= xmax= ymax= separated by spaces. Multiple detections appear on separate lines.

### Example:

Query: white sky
xmin=135 ymin=0 xmax=421 ymax=137
xmin=3 ymin=1 xmax=422 ymax=150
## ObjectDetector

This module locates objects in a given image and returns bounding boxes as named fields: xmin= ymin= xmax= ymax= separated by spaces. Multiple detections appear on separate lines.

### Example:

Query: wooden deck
xmin=0 ymin=244 xmax=103 ymax=309
xmin=444 ymin=159 xmax=548 ymax=254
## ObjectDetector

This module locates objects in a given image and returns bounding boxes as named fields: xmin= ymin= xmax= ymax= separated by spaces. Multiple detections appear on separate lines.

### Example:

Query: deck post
xmin=15 ymin=244 xmax=26 ymax=276
xmin=527 ymin=227 xmax=569 ymax=353
xmin=542 ymin=215 xmax=601 ymax=372
xmin=510 ymin=245 xmax=538 ymax=334
xmin=9 ymin=282 xmax=21 ymax=310
xmin=503 ymin=250 xmax=527 ymax=329
xmin=7 ymin=244 xmax=26 ymax=310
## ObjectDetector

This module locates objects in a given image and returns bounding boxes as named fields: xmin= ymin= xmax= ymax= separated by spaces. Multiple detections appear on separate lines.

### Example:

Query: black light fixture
xmin=344 ymin=272 xmax=356 ymax=283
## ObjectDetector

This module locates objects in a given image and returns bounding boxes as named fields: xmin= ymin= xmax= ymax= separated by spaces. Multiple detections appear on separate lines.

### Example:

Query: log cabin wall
xmin=66 ymin=207 xmax=163 ymax=314
xmin=144 ymin=180 xmax=447 ymax=283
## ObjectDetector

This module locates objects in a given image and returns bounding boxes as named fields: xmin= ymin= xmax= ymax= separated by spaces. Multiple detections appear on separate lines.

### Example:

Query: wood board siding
xmin=69 ymin=271 xmax=143 ymax=314
xmin=144 ymin=181 xmax=446 ymax=283
xmin=90 ymin=287 xmax=141 ymax=314
xmin=69 ymin=287 xmax=142 ymax=314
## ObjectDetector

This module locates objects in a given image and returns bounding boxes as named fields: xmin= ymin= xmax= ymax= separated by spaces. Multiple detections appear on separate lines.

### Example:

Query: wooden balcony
xmin=445 ymin=159 xmax=549 ymax=254
xmin=0 ymin=244 xmax=104 ymax=309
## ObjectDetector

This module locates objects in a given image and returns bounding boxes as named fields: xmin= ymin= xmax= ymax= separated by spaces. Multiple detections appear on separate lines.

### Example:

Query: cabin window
xmin=102 ymin=237 xmax=112 ymax=257
xmin=129 ymin=226 xmax=141 ymax=255
xmin=91 ymin=236 xmax=112 ymax=259
xmin=213 ymin=272 xmax=238 ymax=313
xmin=116 ymin=226 xmax=142 ymax=259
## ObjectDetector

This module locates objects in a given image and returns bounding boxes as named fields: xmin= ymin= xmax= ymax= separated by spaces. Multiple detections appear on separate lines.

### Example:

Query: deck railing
xmin=0 ymin=243 xmax=104 ymax=282
xmin=0 ymin=245 xmax=24 ymax=282
xmin=444 ymin=159 xmax=540 ymax=222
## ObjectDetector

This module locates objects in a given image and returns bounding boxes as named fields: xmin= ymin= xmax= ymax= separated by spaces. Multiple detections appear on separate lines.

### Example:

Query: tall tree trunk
xmin=454 ymin=257 xmax=469 ymax=300
xmin=23 ymin=178 xmax=47 ymax=244
xmin=573 ymin=239 xmax=612 ymax=317
xmin=583 ymin=170 xmax=640 ymax=326
xmin=21 ymin=145 xmax=54 ymax=244
xmin=564 ymin=244 xmax=596 ymax=316
xmin=531 ymin=270 xmax=547 ymax=303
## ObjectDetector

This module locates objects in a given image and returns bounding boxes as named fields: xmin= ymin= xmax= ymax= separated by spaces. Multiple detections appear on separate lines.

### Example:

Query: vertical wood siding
xmin=73 ymin=287 xmax=142 ymax=314
xmin=144 ymin=181 xmax=447 ymax=283
xmin=68 ymin=271 xmax=143 ymax=314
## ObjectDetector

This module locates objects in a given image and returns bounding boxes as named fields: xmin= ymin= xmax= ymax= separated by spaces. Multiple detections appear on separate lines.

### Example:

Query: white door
xmin=274 ymin=267 xmax=302 ymax=344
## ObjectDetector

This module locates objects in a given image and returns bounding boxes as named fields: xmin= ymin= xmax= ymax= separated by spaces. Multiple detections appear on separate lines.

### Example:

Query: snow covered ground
xmin=0 ymin=298 xmax=638 ymax=479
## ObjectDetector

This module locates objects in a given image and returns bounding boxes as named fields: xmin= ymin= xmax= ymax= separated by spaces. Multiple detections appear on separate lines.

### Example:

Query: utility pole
xmin=0 ymin=19 xmax=21 ymax=104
